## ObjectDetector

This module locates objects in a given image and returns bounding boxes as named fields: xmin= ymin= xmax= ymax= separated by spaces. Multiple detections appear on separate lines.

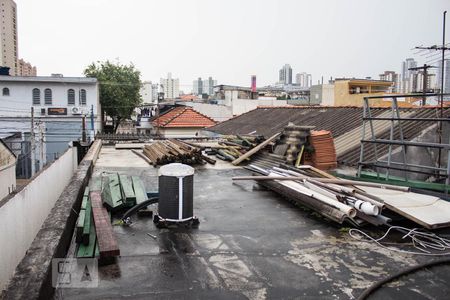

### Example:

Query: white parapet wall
xmin=0 ymin=146 xmax=78 ymax=291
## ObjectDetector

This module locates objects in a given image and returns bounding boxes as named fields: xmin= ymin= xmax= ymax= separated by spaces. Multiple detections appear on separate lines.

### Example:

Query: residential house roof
xmin=208 ymin=106 xmax=450 ymax=165
xmin=152 ymin=107 xmax=217 ymax=128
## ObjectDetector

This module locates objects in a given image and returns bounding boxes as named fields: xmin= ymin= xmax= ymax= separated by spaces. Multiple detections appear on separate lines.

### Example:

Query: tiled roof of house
xmin=152 ymin=107 xmax=217 ymax=128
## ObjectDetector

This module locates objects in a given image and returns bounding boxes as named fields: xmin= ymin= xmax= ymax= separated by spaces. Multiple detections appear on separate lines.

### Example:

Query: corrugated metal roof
xmin=209 ymin=106 xmax=450 ymax=165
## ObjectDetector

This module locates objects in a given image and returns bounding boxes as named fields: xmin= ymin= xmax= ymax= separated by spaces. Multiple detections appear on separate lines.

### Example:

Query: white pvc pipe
xmin=354 ymin=200 xmax=380 ymax=216
xmin=269 ymin=172 xmax=357 ymax=218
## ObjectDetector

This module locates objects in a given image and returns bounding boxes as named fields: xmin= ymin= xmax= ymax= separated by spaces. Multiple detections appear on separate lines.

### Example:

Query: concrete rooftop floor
xmin=56 ymin=146 xmax=450 ymax=300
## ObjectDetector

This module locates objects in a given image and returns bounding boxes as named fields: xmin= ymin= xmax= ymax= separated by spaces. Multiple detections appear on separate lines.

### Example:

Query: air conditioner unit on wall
xmin=71 ymin=107 xmax=82 ymax=115
xmin=40 ymin=108 xmax=46 ymax=116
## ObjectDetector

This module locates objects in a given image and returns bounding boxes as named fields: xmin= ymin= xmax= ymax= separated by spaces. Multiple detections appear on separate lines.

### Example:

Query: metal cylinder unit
xmin=158 ymin=163 xmax=194 ymax=222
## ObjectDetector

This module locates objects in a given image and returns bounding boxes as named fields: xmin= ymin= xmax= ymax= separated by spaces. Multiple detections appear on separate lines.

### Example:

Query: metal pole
xmin=82 ymin=115 xmax=87 ymax=142
xmin=90 ymin=104 xmax=95 ymax=139
xmin=39 ymin=123 xmax=44 ymax=170
xmin=438 ymin=11 xmax=447 ymax=172
xmin=30 ymin=107 xmax=35 ymax=176
xmin=357 ymin=97 xmax=368 ymax=177
xmin=422 ymin=64 xmax=427 ymax=106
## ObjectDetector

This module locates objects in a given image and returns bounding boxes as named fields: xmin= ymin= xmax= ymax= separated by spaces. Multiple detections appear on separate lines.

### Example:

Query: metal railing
xmin=357 ymin=93 xmax=450 ymax=186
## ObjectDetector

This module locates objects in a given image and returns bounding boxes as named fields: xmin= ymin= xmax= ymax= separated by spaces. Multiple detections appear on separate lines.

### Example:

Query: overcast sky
xmin=16 ymin=0 xmax=450 ymax=90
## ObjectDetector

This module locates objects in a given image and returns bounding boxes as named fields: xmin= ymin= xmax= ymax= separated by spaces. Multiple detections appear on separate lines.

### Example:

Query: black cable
xmin=121 ymin=197 xmax=159 ymax=223
xmin=358 ymin=258 xmax=450 ymax=300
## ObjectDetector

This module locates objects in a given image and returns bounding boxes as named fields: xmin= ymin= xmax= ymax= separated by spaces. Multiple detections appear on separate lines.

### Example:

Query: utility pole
xmin=90 ymin=104 xmax=95 ymax=141
xmin=408 ymin=64 xmax=436 ymax=105
xmin=39 ymin=122 xmax=44 ymax=170
xmin=415 ymin=11 xmax=448 ymax=173
xmin=81 ymin=114 xmax=87 ymax=143
xmin=30 ymin=107 xmax=36 ymax=176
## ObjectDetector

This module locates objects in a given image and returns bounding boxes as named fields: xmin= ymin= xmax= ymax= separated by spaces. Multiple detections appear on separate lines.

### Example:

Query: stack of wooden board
xmin=76 ymin=187 xmax=99 ymax=258
xmin=142 ymin=139 xmax=206 ymax=166
xmin=101 ymin=173 xmax=148 ymax=211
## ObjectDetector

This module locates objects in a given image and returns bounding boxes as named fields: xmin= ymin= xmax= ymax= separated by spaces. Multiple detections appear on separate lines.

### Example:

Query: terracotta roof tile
xmin=152 ymin=107 xmax=217 ymax=128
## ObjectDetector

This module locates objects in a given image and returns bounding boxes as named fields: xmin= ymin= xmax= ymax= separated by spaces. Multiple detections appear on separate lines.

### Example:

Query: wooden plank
xmin=94 ymin=241 xmax=100 ymax=257
xmin=90 ymin=191 xmax=120 ymax=257
xmin=359 ymin=186 xmax=450 ymax=229
xmin=131 ymin=149 xmax=153 ymax=165
xmin=119 ymin=175 xmax=136 ymax=207
xmin=82 ymin=198 xmax=92 ymax=245
xmin=75 ymin=210 xmax=86 ymax=243
xmin=101 ymin=176 xmax=113 ymax=209
xmin=232 ymin=132 xmax=281 ymax=165
xmin=115 ymin=143 xmax=146 ymax=150
xmin=131 ymin=176 xmax=147 ymax=205
xmin=83 ymin=186 xmax=90 ymax=197
xmin=104 ymin=174 xmax=124 ymax=210
xmin=81 ymin=188 xmax=89 ymax=210
xmin=89 ymin=176 xmax=102 ymax=192
xmin=76 ymin=217 xmax=96 ymax=258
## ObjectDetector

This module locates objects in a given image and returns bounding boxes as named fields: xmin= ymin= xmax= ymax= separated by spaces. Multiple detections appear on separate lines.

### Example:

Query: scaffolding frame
xmin=357 ymin=93 xmax=450 ymax=186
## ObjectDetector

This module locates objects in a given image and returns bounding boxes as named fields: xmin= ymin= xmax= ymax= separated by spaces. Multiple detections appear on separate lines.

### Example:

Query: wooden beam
xmin=131 ymin=176 xmax=147 ymax=205
xmin=76 ymin=217 xmax=97 ymax=258
xmin=231 ymin=132 xmax=281 ymax=165
xmin=119 ymin=175 xmax=136 ymax=207
xmin=75 ymin=210 xmax=86 ymax=243
xmin=82 ymin=198 xmax=92 ymax=245
xmin=90 ymin=191 xmax=120 ymax=258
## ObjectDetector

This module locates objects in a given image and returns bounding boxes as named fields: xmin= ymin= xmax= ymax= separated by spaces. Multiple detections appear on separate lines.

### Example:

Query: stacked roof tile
xmin=309 ymin=130 xmax=337 ymax=170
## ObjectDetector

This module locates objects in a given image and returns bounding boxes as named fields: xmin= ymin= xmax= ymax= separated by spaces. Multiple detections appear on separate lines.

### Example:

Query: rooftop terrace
xmin=55 ymin=147 xmax=450 ymax=299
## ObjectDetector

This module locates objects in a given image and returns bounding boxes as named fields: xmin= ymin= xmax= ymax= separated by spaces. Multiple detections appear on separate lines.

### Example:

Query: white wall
xmin=0 ymin=163 xmax=15 ymax=200
xmin=321 ymin=84 xmax=335 ymax=106
xmin=231 ymin=99 xmax=288 ymax=116
xmin=160 ymin=127 xmax=207 ymax=138
xmin=0 ymin=78 xmax=100 ymax=118
xmin=184 ymin=102 xmax=233 ymax=122
xmin=0 ymin=147 xmax=77 ymax=291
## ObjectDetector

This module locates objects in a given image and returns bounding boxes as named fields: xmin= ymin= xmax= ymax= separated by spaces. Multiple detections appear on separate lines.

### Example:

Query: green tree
xmin=84 ymin=60 xmax=142 ymax=132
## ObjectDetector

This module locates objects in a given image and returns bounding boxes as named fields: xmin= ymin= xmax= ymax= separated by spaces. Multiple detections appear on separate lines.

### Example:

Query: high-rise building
xmin=160 ymin=73 xmax=180 ymax=99
xmin=193 ymin=77 xmax=217 ymax=96
xmin=140 ymin=81 xmax=159 ymax=104
xmin=17 ymin=59 xmax=37 ymax=76
xmin=0 ymin=0 xmax=18 ymax=76
xmin=193 ymin=77 xmax=203 ymax=95
xmin=436 ymin=59 xmax=450 ymax=96
xmin=202 ymin=77 xmax=217 ymax=96
xmin=279 ymin=64 xmax=292 ymax=85
xmin=402 ymin=58 xmax=417 ymax=81
xmin=379 ymin=71 xmax=399 ymax=92
xmin=295 ymin=72 xmax=312 ymax=88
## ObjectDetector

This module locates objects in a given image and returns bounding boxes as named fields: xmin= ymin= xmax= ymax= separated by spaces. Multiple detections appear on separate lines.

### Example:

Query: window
xmin=2 ymin=87 xmax=9 ymax=96
xmin=32 ymin=88 xmax=40 ymax=105
xmin=67 ymin=89 xmax=75 ymax=105
xmin=80 ymin=89 xmax=86 ymax=105
xmin=44 ymin=88 xmax=52 ymax=105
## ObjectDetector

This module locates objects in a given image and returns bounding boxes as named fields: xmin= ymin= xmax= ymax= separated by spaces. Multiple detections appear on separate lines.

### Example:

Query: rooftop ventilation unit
xmin=154 ymin=163 xmax=199 ymax=227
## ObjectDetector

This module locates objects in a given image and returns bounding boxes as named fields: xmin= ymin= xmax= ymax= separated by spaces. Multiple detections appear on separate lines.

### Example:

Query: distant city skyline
xmin=14 ymin=0 xmax=450 ymax=87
